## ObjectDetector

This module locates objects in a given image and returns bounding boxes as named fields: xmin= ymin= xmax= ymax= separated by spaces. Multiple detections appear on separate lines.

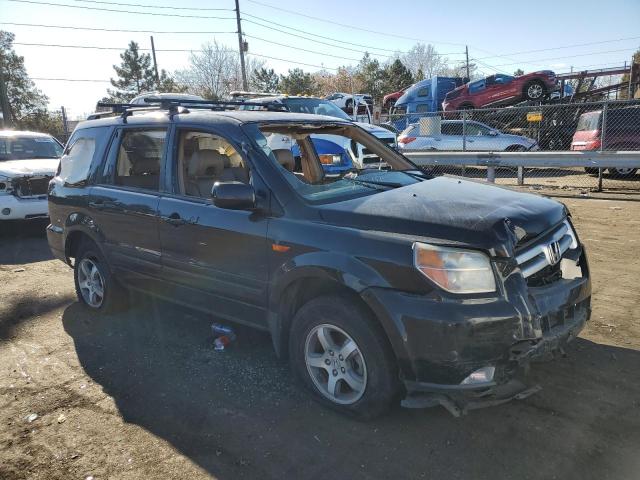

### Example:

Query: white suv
xmin=0 ymin=131 xmax=63 ymax=220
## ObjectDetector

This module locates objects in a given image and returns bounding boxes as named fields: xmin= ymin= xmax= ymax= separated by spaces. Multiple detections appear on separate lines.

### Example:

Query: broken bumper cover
xmin=361 ymin=259 xmax=591 ymax=414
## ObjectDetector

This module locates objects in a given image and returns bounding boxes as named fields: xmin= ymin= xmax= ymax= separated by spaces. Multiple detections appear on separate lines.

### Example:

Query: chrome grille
xmin=515 ymin=220 xmax=578 ymax=279
xmin=13 ymin=176 xmax=51 ymax=198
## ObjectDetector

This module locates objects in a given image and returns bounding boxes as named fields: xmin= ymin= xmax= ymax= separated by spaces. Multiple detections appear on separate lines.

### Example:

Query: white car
xmin=0 ymin=131 xmax=63 ymax=220
xmin=325 ymin=92 xmax=373 ymax=110
xmin=397 ymin=120 xmax=539 ymax=152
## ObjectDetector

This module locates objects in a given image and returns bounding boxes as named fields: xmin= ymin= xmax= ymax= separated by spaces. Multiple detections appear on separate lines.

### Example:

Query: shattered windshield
xmin=244 ymin=122 xmax=426 ymax=204
xmin=0 ymin=135 xmax=63 ymax=161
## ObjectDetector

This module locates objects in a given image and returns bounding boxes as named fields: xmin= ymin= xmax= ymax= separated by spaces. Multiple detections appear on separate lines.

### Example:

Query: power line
xmin=490 ymin=48 xmax=636 ymax=68
xmin=6 ymin=0 xmax=236 ymax=19
xmin=475 ymin=36 xmax=640 ymax=61
xmin=245 ymin=34 xmax=360 ymax=62
xmin=70 ymin=0 xmax=233 ymax=11
xmin=243 ymin=13 xmax=463 ymax=55
xmin=32 ymin=77 xmax=110 ymax=82
xmin=0 ymin=22 xmax=237 ymax=34
xmin=16 ymin=42 xmax=341 ymax=71
xmin=245 ymin=0 xmax=467 ymax=47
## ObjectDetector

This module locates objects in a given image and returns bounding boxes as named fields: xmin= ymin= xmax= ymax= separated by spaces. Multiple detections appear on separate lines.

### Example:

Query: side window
xmin=114 ymin=129 xmax=166 ymax=191
xmin=441 ymin=123 xmax=464 ymax=135
xmin=177 ymin=130 xmax=249 ymax=198
xmin=417 ymin=87 xmax=430 ymax=97
xmin=468 ymin=80 xmax=486 ymax=94
xmin=466 ymin=124 xmax=489 ymax=136
xmin=58 ymin=137 xmax=96 ymax=185
xmin=58 ymin=127 xmax=108 ymax=185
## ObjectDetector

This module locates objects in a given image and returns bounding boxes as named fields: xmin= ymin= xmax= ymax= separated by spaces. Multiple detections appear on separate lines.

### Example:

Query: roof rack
xmin=89 ymin=97 xmax=289 ymax=122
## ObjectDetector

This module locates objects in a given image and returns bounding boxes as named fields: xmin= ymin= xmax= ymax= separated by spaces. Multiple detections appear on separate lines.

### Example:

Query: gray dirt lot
xmin=1 ymin=196 xmax=639 ymax=480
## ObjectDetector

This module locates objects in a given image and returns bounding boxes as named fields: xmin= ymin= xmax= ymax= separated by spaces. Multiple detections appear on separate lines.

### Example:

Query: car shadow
xmin=63 ymin=296 xmax=640 ymax=480
xmin=0 ymin=219 xmax=53 ymax=265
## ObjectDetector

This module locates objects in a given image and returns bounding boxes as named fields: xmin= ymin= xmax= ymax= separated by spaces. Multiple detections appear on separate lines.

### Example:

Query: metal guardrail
xmin=404 ymin=151 xmax=640 ymax=168
xmin=402 ymin=151 xmax=640 ymax=192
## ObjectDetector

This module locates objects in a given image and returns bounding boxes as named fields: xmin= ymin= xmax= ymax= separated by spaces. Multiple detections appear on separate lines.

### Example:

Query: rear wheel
xmin=289 ymin=294 xmax=398 ymax=419
xmin=608 ymin=167 xmax=638 ymax=178
xmin=524 ymin=81 xmax=546 ymax=101
xmin=584 ymin=167 xmax=599 ymax=175
xmin=74 ymin=241 xmax=126 ymax=313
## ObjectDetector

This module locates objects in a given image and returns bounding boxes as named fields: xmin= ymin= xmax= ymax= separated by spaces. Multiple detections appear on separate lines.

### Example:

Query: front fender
xmin=269 ymin=251 xmax=391 ymax=311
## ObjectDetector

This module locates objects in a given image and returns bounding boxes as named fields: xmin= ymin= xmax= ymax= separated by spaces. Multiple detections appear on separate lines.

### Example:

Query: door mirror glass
xmin=211 ymin=181 xmax=256 ymax=210
xmin=488 ymin=129 xmax=499 ymax=136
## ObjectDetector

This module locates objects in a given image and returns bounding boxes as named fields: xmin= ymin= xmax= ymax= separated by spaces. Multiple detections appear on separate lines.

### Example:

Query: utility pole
xmin=465 ymin=46 xmax=470 ymax=81
xmin=0 ymin=57 xmax=12 ymax=128
xmin=150 ymin=36 xmax=160 ymax=89
xmin=235 ymin=0 xmax=248 ymax=91
xmin=61 ymin=106 xmax=69 ymax=141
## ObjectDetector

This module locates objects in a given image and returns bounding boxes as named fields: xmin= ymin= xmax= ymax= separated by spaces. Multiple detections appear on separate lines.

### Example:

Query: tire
xmin=584 ymin=167 xmax=599 ymax=175
xmin=73 ymin=241 xmax=126 ymax=314
xmin=524 ymin=81 xmax=546 ymax=101
xmin=289 ymin=294 xmax=398 ymax=419
xmin=607 ymin=167 xmax=638 ymax=178
xmin=506 ymin=145 xmax=527 ymax=152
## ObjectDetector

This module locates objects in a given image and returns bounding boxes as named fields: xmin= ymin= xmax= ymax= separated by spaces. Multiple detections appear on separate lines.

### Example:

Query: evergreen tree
xmin=382 ymin=59 xmax=414 ymax=94
xmin=251 ymin=68 xmax=280 ymax=93
xmin=279 ymin=68 xmax=317 ymax=95
xmin=107 ymin=41 xmax=158 ymax=102
xmin=0 ymin=30 xmax=48 ymax=123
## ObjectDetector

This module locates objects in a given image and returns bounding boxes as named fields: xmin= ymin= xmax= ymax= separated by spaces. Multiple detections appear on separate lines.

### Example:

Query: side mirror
xmin=211 ymin=181 xmax=256 ymax=210
xmin=488 ymin=130 xmax=499 ymax=136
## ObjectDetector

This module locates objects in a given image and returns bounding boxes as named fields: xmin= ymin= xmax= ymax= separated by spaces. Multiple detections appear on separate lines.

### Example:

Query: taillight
xmin=399 ymin=136 xmax=416 ymax=144
xmin=585 ymin=139 xmax=601 ymax=150
xmin=318 ymin=154 xmax=342 ymax=165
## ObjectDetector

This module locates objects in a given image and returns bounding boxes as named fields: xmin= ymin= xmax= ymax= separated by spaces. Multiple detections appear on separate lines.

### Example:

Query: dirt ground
xmin=1 ymin=196 xmax=639 ymax=480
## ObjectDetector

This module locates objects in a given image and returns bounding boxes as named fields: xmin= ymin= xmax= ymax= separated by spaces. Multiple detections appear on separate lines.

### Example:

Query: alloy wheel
xmin=304 ymin=324 xmax=367 ymax=405
xmin=77 ymin=258 xmax=105 ymax=308
xmin=527 ymin=84 xmax=543 ymax=99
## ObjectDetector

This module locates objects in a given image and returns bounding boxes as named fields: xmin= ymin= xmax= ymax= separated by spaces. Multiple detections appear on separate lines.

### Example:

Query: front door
xmin=157 ymin=127 xmax=269 ymax=327
xmin=90 ymin=127 xmax=168 ymax=289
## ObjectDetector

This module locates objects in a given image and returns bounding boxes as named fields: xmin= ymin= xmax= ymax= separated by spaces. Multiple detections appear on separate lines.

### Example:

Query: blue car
xmin=291 ymin=138 xmax=353 ymax=176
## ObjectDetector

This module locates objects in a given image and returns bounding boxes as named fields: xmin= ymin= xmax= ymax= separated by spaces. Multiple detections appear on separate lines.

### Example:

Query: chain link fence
xmin=380 ymin=99 xmax=640 ymax=193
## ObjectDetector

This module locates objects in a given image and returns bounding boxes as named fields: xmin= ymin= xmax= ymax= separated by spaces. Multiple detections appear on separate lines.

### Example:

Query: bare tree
xmin=176 ymin=41 xmax=263 ymax=99
xmin=401 ymin=43 xmax=448 ymax=79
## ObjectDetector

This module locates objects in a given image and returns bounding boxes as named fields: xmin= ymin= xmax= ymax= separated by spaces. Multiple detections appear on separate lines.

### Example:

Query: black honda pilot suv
xmin=47 ymin=100 xmax=591 ymax=418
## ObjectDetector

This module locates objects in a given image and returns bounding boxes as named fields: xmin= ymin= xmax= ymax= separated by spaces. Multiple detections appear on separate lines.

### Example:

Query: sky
xmin=2 ymin=0 xmax=639 ymax=119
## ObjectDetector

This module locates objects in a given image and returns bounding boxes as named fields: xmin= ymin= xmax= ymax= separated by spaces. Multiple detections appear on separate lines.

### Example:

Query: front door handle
xmin=163 ymin=212 xmax=186 ymax=226
xmin=162 ymin=213 xmax=198 ymax=226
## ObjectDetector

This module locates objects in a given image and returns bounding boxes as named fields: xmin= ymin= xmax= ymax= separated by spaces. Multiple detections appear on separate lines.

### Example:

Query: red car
xmin=442 ymin=71 xmax=558 ymax=111
xmin=383 ymin=87 xmax=407 ymax=109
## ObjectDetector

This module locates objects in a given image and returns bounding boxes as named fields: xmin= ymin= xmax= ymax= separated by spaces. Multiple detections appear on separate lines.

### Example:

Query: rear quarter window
xmin=58 ymin=127 xmax=110 ymax=185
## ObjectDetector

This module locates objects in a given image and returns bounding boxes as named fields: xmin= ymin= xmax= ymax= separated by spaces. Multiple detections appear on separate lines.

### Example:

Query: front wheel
xmin=524 ymin=81 xmax=546 ymax=101
xmin=74 ymin=242 xmax=126 ymax=313
xmin=289 ymin=295 xmax=398 ymax=419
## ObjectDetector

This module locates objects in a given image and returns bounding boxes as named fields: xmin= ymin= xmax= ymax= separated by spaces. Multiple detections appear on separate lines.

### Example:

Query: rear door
xmin=90 ymin=126 xmax=168 ymax=289
xmin=157 ymin=126 xmax=270 ymax=327
xmin=439 ymin=122 xmax=465 ymax=150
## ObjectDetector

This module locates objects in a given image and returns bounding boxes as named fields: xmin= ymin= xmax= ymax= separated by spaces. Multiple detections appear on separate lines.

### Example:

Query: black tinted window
xmin=114 ymin=129 xmax=166 ymax=191
xmin=0 ymin=135 xmax=62 ymax=161
xmin=441 ymin=123 xmax=464 ymax=135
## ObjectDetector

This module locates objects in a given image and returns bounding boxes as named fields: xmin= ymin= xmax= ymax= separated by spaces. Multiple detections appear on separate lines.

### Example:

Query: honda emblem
xmin=545 ymin=241 xmax=562 ymax=266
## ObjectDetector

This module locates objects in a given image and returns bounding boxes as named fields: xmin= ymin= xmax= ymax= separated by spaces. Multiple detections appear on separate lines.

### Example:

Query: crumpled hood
xmin=0 ymin=158 xmax=59 ymax=177
xmin=318 ymin=176 xmax=566 ymax=256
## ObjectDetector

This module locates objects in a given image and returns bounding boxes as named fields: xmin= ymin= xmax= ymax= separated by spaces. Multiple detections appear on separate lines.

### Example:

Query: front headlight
xmin=413 ymin=242 xmax=496 ymax=294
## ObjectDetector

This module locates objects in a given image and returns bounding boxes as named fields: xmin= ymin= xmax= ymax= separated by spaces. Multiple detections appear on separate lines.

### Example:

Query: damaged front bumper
xmin=362 ymin=246 xmax=591 ymax=415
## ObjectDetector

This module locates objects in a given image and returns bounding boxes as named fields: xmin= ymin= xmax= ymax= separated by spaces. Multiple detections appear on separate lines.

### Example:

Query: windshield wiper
xmin=345 ymin=178 xmax=402 ymax=189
